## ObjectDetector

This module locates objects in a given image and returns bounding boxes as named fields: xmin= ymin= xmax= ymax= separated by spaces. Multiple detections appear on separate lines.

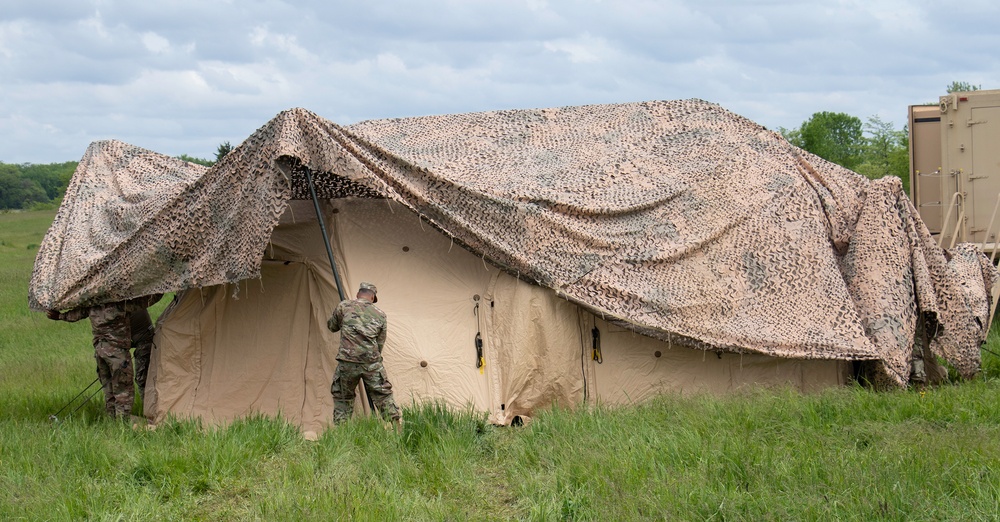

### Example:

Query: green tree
xmin=854 ymin=116 xmax=909 ymax=192
xmin=215 ymin=141 xmax=233 ymax=163
xmin=785 ymin=111 xmax=864 ymax=170
xmin=176 ymin=154 xmax=214 ymax=167
xmin=0 ymin=168 xmax=48 ymax=209
xmin=947 ymin=81 xmax=981 ymax=93
xmin=18 ymin=162 xmax=76 ymax=200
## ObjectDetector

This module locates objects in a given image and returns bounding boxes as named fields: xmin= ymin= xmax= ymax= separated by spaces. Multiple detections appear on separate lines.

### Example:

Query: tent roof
xmin=29 ymin=99 xmax=997 ymax=386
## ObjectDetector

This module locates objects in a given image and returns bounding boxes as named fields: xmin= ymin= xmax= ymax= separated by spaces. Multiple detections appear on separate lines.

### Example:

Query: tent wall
xmin=588 ymin=318 xmax=849 ymax=406
xmin=146 ymin=258 xmax=341 ymax=430
xmin=148 ymin=199 xmax=849 ymax=432
xmin=331 ymin=199 xmax=497 ymax=413
xmin=482 ymin=270 xmax=587 ymax=424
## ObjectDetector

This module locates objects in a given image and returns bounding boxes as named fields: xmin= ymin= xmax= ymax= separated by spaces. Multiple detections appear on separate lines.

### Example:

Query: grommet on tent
xmin=332 ymin=208 xmax=340 ymax=213
xmin=402 ymin=246 xmax=410 ymax=252
xmin=654 ymin=351 xmax=662 ymax=358
xmin=420 ymin=360 xmax=428 ymax=367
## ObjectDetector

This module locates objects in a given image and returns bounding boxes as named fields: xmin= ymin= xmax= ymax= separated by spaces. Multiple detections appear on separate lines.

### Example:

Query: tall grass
xmin=2 ymin=210 xmax=1000 ymax=520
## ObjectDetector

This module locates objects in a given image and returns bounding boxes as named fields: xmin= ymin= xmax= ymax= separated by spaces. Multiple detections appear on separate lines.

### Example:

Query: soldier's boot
xmin=381 ymin=417 xmax=403 ymax=433
xmin=910 ymin=357 xmax=927 ymax=389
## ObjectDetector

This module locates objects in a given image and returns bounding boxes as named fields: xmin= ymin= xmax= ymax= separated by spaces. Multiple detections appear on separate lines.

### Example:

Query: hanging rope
xmin=49 ymin=377 xmax=100 ymax=422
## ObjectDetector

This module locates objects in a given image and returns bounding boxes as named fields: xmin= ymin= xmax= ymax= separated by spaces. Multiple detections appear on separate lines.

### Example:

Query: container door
xmin=969 ymin=106 xmax=1000 ymax=246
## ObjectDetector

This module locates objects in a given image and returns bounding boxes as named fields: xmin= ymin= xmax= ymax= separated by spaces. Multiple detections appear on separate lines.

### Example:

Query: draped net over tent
xmin=30 ymin=99 xmax=997 ymax=388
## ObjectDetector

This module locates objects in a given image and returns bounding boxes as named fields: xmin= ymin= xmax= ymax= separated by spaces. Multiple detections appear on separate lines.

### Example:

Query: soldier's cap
xmin=359 ymin=282 xmax=378 ymax=302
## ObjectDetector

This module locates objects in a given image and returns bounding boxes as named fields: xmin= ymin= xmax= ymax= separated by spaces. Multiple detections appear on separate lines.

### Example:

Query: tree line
xmin=779 ymin=113 xmax=910 ymax=192
xmin=0 ymin=161 xmax=78 ymax=210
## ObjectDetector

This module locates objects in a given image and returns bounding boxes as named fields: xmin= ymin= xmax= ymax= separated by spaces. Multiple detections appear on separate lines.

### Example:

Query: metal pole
xmin=303 ymin=167 xmax=346 ymax=302
xmin=302 ymin=166 xmax=376 ymax=413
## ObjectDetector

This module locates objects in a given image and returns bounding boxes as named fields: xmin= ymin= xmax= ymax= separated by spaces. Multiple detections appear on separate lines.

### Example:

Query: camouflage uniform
xmin=130 ymin=307 xmax=155 ymax=402
xmin=52 ymin=294 xmax=161 ymax=418
xmin=327 ymin=282 xmax=401 ymax=424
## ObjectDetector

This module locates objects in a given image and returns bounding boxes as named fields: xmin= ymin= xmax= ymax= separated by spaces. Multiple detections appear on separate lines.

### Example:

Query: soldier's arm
xmin=125 ymin=294 xmax=163 ymax=312
xmin=131 ymin=293 xmax=163 ymax=310
xmin=377 ymin=317 xmax=387 ymax=353
xmin=327 ymin=303 xmax=343 ymax=332
xmin=51 ymin=307 xmax=90 ymax=323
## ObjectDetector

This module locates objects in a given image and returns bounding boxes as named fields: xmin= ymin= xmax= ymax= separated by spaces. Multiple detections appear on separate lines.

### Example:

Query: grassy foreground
xmin=2 ymin=209 xmax=1000 ymax=521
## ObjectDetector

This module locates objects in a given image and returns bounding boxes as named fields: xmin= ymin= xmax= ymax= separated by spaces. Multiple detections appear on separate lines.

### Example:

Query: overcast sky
xmin=1 ymin=0 xmax=997 ymax=164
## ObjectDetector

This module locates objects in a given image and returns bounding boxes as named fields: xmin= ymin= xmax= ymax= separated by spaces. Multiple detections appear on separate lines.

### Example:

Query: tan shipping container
xmin=910 ymin=89 xmax=1000 ymax=252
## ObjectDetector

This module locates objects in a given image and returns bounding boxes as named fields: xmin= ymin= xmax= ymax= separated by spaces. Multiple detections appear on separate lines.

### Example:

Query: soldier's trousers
xmin=95 ymin=339 xmax=134 ymax=419
xmin=132 ymin=339 xmax=153 ymax=402
xmin=331 ymin=360 xmax=400 ymax=423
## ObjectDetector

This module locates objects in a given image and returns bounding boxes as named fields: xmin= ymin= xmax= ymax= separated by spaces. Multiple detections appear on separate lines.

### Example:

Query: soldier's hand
xmin=46 ymin=309 xmax=60 ymax=320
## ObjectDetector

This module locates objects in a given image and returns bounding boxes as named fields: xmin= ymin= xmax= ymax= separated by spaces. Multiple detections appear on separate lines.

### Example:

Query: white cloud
xmin=77 ymin=10 xmax=110 ymax=41
xmin=141 ymin=32 xmax=170 ymax=54
xmin=249 ymin=26 xmax=316 ymax=64
xmin=0 ymin=20 xmax=26 ymax=59
xmin=198 ymin=61 xmax=268 ymax=96
xmin=863 ymin=0 xmax=926 ymax=33
xmin=543 ymin=34 xmax=605 ymax=64
xmin=374 ymin=53 xmax=407 ymax=74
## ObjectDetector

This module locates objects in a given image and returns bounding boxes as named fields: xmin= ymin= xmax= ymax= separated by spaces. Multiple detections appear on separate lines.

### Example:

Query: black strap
xmin=475 ymin=333 xmax=484 ymax=369
xmin=592 ymin=327 xmax=603 ymax=364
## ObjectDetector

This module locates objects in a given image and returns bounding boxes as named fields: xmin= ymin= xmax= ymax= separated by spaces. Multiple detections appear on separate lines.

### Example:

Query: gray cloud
xmin=1 ymin=0 xmax=998 ymax=163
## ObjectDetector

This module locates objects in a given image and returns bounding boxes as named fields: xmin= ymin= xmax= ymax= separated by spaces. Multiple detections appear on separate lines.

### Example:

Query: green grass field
xmin=2 ymin=209 xmax=1000 ymax=520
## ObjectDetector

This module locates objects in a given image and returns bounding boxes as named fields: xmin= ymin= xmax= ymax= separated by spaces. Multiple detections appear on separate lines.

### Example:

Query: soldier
xmin=327 ymin=282 xmax=402 ymax=430
xmin=47 ymin=294 xmax=161 ymax=419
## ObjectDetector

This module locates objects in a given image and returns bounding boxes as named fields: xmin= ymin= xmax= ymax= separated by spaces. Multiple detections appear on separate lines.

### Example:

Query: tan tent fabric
xmin=590 ymin=319 xmax=849 ymax=405
xmin=484 ymin=270 xmax=586 ymax=423
xmin=31 ymin=99 xmax=997 ymax=408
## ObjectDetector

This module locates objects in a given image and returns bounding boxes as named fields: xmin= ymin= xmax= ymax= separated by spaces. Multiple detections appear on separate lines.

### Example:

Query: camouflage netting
xmin=29 ymin=99 xmax=997 ymax=386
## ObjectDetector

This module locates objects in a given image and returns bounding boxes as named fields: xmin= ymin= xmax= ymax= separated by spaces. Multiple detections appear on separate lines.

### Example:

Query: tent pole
xmin=302 ymin=165 xmax=377 ymax=414
xmin=303 ymin=167 xmax=346 ymax=302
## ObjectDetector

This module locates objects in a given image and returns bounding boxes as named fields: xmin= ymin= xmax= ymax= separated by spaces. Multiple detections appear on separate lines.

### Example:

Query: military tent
xmin=29 ymin=99 xmax=997 ymax=432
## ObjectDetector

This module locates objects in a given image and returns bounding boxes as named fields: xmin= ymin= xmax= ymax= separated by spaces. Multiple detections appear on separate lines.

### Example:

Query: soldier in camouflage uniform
xmin=47 ymin=294 xmax=161 ymax=419
xmin=327 ymin=282 xmax=402 ymax=429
